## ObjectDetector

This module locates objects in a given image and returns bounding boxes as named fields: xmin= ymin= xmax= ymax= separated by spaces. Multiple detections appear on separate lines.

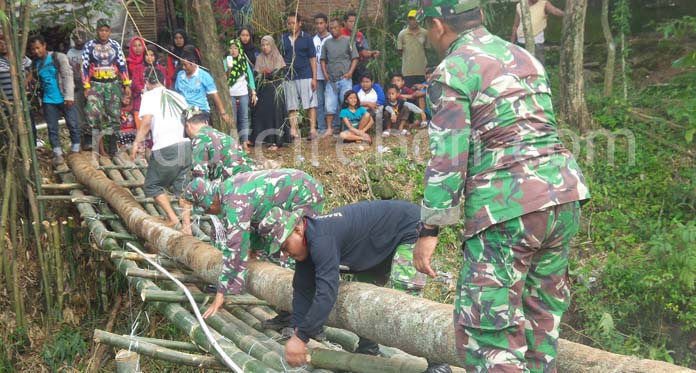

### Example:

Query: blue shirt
xmin=35 ymin=54 xmax=64 ymax=104
xmin=281 ymin=31 xmax=316 ymax=80
xmin=339 ymin=106 xmax=367 ymax=129
xmin=175 ymin=67 xmax=218 ymax=112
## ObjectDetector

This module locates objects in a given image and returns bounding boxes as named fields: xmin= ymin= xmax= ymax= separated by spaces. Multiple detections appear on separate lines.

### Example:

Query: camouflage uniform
xmin=184 ymin=169 xmax=324 ymax=295
xmin=191 ymin=125 xmax=254 ymax=183
xmin=420 ymin=2 xmax=590 ymax=371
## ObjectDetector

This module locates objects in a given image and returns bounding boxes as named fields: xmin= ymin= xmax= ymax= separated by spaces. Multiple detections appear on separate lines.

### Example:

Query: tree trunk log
xmin=246 ymin=262 xmax=695 ymax=372
xmin=190 ymin=0 xmax=237 ymax=137
xmin=601 ymin=0 xmax=615 ymax=97
xmin=67 ymin=153 xmax=696 ymax=372
xmin=518 ymin=0 xmax=536 ymax=55
xmin=558 ymin=0 xmax=592 ymax=131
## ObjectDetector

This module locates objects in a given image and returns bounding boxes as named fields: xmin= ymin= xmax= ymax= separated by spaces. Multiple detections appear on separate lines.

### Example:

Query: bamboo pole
xmin=41 ymin=180 xmax=144 ymax=190
xmin=123 ymin=336 xmax=203 ymax=354
xmin=36 ymin=195 xmax=175 ymax=204
xmin=115 ymin=349 xmax=140 ymax=373
xmin=95 ymin=330 xmax=228 ymax=370
xmin=10 ymin=184 xmax=25 ymax=330
xmin=110 ymin=251 xmax=180 ymax=268
xmin=38 ymin=221 xmax=54 ymax=316
xmin=125 ymin=268 xmax=207 ymax=284
xmin=52 ymin=221 xmax=65 ymax=319
xmin=308 ymin=348 xmax=427 ymax=373
xmin=140 ymin=289 xmax=268 ymax=306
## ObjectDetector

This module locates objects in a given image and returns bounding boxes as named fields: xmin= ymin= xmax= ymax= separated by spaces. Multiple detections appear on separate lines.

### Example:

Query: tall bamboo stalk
xmin=52 ymin=221 xmax=65 ymax=318
xmin=10 ymin=183 xmax=25 ymax=330
xmin=518 ymin=0 xmax=536 ymax=55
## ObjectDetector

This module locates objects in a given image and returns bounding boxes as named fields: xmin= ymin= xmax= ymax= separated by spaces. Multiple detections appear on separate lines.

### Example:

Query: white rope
xmin=125 ymin=242 xmax=243 ymax=373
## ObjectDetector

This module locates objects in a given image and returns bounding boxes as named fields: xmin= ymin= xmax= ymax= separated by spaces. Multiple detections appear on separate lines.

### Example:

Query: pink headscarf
xmin=127 ymin=36 xmax=146 ymax=110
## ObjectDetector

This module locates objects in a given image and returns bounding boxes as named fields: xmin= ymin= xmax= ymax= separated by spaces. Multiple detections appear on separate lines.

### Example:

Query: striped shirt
xmin=0 ymin=55 xmax=32 ymax=102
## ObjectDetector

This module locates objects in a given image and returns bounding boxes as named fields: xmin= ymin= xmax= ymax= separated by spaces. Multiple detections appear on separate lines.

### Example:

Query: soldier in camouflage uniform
xmin=179 ymin=107 xmax=255 ymax=235
xmin=183 ymin=169 xmax=325 ymax=319
xmin=414 ymin=1 xmax=590 ymax=372
xmin=258 ymin=200 xmax=448 ymax=372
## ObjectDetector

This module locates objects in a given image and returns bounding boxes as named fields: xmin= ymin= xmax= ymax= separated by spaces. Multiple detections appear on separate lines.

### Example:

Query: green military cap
xmin=257 ymin=207 xmax=303 ymax=254
xmin=421 ymin=0 xmax=480 ymax=18
xmin=183 ymin=177 xmax=219 ymax=210
xmin=96 ymin=18 xmax=111 ymax=29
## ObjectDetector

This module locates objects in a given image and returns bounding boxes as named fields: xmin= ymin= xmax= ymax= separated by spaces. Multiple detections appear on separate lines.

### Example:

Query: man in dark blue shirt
xmin=258 ymin=200 xmax=450 ymax=372
xmin=280 ymin=13 xmax=318 ymax=140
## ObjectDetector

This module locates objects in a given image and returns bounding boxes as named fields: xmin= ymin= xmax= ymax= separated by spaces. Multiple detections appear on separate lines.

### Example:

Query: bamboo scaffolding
xmin=140 ymin=289 xmax=268 ymax=306
xmin=94 ymin=330 xmax=228 ymax=370
xmin=52 ymin=221 xmax=65 ymax=319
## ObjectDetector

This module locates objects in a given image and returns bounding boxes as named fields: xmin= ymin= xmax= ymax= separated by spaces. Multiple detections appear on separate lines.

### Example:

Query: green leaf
xmin=685 ymin=128 xmax=695 ymax=144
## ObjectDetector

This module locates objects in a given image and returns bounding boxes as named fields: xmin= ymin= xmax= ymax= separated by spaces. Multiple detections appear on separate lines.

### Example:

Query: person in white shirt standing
xmin=313 ymin=13 xmax=332 ymax=135
xmin=132 ymin=67 xmax=191 ymax=227
xmin=510 ymin=0 xmax=564 ymax=65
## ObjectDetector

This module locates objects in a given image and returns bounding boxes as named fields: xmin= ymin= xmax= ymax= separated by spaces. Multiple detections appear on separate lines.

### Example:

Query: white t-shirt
xmin=229 ymin=76 xmax=248 ymax=97
xmin=313 ymin=33 xmax=331 ymax=81
xmin=357 ymin=88 xmax=378 ymax=104
xmin=139 ymin=86 xmax=189 ymax=151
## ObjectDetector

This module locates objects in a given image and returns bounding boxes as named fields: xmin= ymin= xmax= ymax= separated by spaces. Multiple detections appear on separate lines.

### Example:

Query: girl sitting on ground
xmin=339 ymin=90 xmax=373 ymax=144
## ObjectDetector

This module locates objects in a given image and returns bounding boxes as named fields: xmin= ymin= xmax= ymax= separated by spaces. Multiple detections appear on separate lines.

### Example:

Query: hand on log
xmin=202 ymin=293 xmax=224 ymax=319
xmin=414 ymin=236 xmax=438 ymax=278
xmin=285 ymin=334 xmax=308 ymax=367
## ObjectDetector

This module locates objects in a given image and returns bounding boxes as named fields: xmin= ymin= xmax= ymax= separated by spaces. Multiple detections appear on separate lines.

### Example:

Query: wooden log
xmin=125 ymin=268 xmax=207 ymax=284
xmin=140 ymin=289 xmax=268 ymax=306
xmin=95 ymin=330 xmax=226 ymax=370
xmin=67 ymin=152 xmax=696 ymax=372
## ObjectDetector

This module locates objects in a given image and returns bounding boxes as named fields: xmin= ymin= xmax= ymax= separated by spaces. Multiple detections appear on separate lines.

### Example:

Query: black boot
xmin=355 ymin=337 xmax=381 ymax=356
xmin=424 ymin=360 xmax=452 ymax=373
xmin=261 ymin=310 xmax=293 ymax=330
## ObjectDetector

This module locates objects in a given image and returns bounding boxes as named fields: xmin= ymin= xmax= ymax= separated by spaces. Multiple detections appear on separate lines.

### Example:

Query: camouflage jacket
xmin=191 ymin=126 xmax=254 ymax=182
xmin=217 ymin=169 xmax=325 ymax=294
xmin=422 ymin=26 xmax=590 ymax=238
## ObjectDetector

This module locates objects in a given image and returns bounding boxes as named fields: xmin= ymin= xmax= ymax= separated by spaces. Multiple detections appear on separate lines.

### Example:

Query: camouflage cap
xmin=96 ymin=18 xmax=111 ymax=29
xmin=183 ymin=177 xmax=219 ymax=210
xmin=257 ymin=207 xmax=303 ymax=254
xmin=421 ymin=0 xmax=480 ymax=18
xmin=71 ymin=28 xmax=89 ymax=44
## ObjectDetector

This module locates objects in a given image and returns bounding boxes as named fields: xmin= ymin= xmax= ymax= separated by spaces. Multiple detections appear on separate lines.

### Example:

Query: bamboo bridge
xmin=40 ymin=151 xmax=693 ymax=373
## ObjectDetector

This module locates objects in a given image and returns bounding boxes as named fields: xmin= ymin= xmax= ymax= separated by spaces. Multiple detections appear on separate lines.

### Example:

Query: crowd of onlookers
xmin=0 ymin=8 xmax=437 ymax=165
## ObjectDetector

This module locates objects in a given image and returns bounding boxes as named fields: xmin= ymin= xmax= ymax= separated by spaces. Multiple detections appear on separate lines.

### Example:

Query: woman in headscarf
xmin=224 ymin=38 xmax=256 ymax=151
xmin=237 ymin=26 xmax=259 ymax=67
xmin=126 ymin=36 xmax=146 ymax=113
xmin=166 ymin=29 xmax=201 ymax=87
xmin=251 ymin=35 xmax=289 ymax=150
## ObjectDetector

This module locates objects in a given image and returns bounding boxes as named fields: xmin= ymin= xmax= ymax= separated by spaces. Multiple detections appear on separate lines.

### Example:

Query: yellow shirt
xmin=516 ymin=0 xmax=548 ymax=42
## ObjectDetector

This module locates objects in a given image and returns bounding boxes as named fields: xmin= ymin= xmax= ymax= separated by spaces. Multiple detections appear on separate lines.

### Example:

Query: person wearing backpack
xmin=29 ymin=35 xmax=80 ymax=166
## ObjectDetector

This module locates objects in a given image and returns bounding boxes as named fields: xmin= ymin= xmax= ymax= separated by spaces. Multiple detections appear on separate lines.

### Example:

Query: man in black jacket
xmin=258 ymin=200 xmax=450 ymax=372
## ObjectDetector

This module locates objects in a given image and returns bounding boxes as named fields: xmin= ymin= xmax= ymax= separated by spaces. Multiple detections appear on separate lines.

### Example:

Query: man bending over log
xmin=257 ymin=200 xmax=451 ymax=373
xmin=179 ymin=107 xmax=255 ymax=235
xmin=182 ymin=170 xmax=324 ymax=317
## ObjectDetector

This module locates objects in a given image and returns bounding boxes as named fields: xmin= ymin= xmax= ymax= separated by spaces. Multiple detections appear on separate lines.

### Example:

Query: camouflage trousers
xmin=454 ymin=201 xmax=581 ymax=373
xmin=84 ymin=81 xmax=122 ymax=136
xmin=352 ymin=242 xmax=427 ymax=296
